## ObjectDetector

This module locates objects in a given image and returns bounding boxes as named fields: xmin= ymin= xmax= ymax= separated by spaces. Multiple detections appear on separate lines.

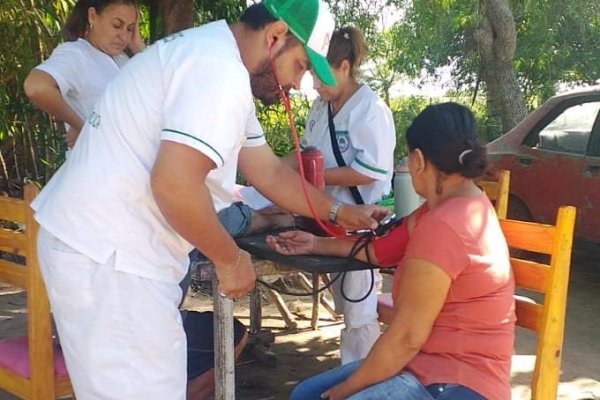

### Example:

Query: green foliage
xmin=363 ymin=27 xmax=404 ymax=105
xmin=389 ymin=96 xmax=431 ymax=160
xmin=512 ymin=0 xmax=600 ymax=105
xmin=0 ymin=0 xmax=249 ymax=192
xmin=325 ymin=0 xmax=386 ymax=41
xmin=387 ymin=0 xmax=600 ymax=107
xmin=388 ymin=94 xmax=495 ymax=162
xmin=256 ymin=93 xmax=312 ymax=157
xmin=2 ymin=0 xmax=597 ymax=194
xmin=388 ymin=0 xmax=480 ymax=82
xmin=0 ymin=0 xmax=72 ymax=193
xmin=257 ymin=92 xmax=493 ymax=166
xmin=140 ymin=0 xmax=246 ymax=41
xmin=193 ymin=0 xmax=246 ymax=24
xmin=324 ymin=0 xmax=408 ymax=105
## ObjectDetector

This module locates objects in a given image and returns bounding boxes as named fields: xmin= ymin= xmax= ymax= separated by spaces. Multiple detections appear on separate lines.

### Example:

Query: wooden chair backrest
xmin=501 ymin=205 xmax=576 ymax=400
xmin=478 ymin=169 xmax=510 ymax=219
xmin=0 ymin=184 xmax=73 ymax=399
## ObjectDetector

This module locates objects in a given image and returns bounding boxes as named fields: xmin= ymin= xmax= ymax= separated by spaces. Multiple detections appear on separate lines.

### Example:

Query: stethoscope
xmin=267 ymin=40 xmax=351 ymax=240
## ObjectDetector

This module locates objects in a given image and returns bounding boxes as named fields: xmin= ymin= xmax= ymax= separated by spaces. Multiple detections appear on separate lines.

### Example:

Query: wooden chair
xmin=477 ymin=169 xmax=510 ymax=219
xmin=378 ymin=206 xmax=576 ymax=400
xmin=501 ymin=205 xmax=576 ymax=400
xmin=0 ymin=184 xmax=73 ymax=399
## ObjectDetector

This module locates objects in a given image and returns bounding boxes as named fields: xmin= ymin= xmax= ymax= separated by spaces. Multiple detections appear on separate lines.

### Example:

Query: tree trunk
xmin=160 ymin=0 xmax=194 ymax=36
xmin=473 ymin=0 xmax=527 ymax=133
xmin=147 ymin=0 xmax=160 ymax=42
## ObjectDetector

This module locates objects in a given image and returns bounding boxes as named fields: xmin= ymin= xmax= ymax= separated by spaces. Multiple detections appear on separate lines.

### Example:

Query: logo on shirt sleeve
xmin=88 ymin=111 xmax=101 ymax=128
xmin=336 ymin=132 xmax=350 ymax=153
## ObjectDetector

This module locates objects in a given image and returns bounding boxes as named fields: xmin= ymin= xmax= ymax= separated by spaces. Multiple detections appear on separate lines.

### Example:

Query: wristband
xmin=328 ymin=200 xmax=343 ymax=224
xmin=219 ymin=248 xmax=242 ymax=274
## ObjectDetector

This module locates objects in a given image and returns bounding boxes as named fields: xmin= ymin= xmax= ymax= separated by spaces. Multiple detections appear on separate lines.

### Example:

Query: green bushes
xmin=0 ymin=0 xmax=502 ymax=194
xmin=388 ymin=96 xmax=431 ymax=161
xmin=257 ymin=93 xmax=498 ymax=166
xmin=256 ymin=94 xmax=312 ymax=157
xmin=0 ymin=0 xmax=70 ymax=195
xmin=388 ymin=94 xmax=501 ymax=162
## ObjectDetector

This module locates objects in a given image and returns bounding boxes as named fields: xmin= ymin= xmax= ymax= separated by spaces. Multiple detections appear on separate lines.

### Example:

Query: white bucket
xmin=393 ymin=166 xmax=422 ymax=218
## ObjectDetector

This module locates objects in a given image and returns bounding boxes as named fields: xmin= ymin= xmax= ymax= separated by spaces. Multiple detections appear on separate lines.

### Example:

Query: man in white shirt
xmin=33 ymin=0 xmax=388 ymax=398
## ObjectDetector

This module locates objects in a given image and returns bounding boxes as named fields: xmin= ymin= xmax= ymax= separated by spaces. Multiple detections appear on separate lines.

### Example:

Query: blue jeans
xmin=290 ymin=360 xmax=485 ymax=400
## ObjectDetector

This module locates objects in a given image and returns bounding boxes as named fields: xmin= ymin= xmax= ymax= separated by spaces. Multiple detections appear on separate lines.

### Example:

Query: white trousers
xmin=37 ymin=228 xmax=187 ymax=400
xmin=331 ymin=269 xmax=381 ymax=364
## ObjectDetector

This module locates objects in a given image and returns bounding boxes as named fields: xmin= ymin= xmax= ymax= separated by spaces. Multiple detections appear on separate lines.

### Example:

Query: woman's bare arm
xmin=23 ymin=69 xmax=83 ymax=131
xmin=323 ymin=259 xmax=451 ymax=399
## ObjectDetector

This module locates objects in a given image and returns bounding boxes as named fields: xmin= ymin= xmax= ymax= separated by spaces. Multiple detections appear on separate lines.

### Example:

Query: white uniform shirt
xmin=32 ymin=21 xmax=266 ymax=284
xmin=301 ymin=84 xmax=395 ymax=204
xmin=35 ymin=38 xmax=128 ymax=127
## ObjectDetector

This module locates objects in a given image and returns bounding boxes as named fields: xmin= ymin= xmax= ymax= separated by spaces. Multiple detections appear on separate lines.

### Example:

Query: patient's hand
xmin=266 ymin=230 xmax=316 ymax=255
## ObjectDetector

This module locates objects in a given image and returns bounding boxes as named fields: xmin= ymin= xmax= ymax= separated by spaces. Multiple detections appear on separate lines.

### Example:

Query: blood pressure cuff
xmin=372 ymin=205 xmax=429 ymax=267
xmin=371 ymin=220 xmax=410 ymax=267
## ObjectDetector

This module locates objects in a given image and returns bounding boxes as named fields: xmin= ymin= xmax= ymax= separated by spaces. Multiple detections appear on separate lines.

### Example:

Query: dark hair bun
xmin=406 ymin=102 xmax=487 ymax=179
xmin=458 ymin=142 xmax=488 ymax=179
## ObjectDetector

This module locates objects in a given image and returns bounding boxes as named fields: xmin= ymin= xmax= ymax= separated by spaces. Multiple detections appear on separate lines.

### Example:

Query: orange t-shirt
xmin=394 ymin=193 xmax=515 ymax=400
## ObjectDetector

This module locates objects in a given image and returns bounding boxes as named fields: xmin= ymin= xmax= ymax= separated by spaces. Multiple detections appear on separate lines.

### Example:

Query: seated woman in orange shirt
xmin=267 ymin=102 xmax=515 ymax=400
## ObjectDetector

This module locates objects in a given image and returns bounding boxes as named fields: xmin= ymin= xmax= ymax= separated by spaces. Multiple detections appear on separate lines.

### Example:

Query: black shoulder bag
xmin=327 ymin=102 xmax=365 ymax=205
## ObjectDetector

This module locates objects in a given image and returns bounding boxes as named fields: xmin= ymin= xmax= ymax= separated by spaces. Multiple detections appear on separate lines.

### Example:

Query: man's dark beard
xmin=250 ymin=57 xmax=292 ymax=106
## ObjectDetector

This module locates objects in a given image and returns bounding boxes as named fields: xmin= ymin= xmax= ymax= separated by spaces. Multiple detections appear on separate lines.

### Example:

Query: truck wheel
xmin=507 ymin=195 xmax=542 ymax=261
xmin=508 ymin=195 xmax=533 ymax=222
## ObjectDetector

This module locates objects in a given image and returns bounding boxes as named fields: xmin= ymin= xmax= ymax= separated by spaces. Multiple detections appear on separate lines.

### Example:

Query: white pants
xmin=37 ymin=228 xmax=187 ymax=400
xmin=331 ymin=269 xmax=381 ymax=364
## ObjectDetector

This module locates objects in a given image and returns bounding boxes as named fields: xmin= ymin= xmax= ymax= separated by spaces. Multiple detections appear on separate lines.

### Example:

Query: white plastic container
xmin=393 ymin=161 xmax=423 ymax=218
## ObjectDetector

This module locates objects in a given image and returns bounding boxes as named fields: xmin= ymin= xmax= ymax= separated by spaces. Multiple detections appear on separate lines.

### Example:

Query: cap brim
xmin=306 ymin=46 xmax=336 ymax=87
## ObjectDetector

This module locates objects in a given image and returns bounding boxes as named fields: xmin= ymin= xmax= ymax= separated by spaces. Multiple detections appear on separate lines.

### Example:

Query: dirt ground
xmin=1 ymin=243 xmax=599 ymax=400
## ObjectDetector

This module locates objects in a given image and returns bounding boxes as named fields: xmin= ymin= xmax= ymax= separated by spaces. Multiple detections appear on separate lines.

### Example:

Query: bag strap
xmin=327 ymin=102 xmax=364 ymax=205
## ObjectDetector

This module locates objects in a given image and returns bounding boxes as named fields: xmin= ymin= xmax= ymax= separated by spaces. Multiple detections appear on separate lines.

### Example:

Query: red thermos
xmin=299 ymin=147 xmax=347 ymax=236
xmin=301 ymin=147 xmax=325 ymax=190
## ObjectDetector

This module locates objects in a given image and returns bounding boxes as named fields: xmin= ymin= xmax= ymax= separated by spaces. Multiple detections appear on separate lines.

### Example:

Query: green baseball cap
xmin=263 ymin=0 xmax=336 ymax=86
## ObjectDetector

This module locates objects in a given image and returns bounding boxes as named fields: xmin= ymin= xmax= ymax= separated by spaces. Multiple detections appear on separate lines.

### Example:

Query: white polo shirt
xmin=32 ymin=21 xmax=266 ymax=284
xmin=301 ymin=84 xmax=395 ymax=205
xmin=35 ymin=38 xmax=128 ymax=127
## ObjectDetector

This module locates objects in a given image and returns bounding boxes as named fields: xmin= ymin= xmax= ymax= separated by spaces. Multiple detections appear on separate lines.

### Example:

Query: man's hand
xmin=336 ymin=204 xmax=391 ymax=231
xmin=266 ymin=230 xmax=317 ymax=255
xmin=215 ymin=249 xmax=255 ymax=299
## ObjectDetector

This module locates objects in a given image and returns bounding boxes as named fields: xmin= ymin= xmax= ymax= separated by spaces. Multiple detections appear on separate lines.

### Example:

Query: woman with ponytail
xmin=237 ymin=26 xmax=395 ymax=365
xmin=290 ymin=26 xmax=396 ymax=365
xmin=268 ymin=103 xmax=515 ymax=400
xmin=24 ymin=0 xmax=143 ymax=150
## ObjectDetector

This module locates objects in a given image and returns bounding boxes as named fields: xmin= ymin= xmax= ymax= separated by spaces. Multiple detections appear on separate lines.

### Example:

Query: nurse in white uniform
xmin=28 ymin=1 xmax=389 ymax=397
xmin=297 ymin=26 xmax=396 ymax=364
xmin=23 ymin=0 xmax=144 ymax=150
